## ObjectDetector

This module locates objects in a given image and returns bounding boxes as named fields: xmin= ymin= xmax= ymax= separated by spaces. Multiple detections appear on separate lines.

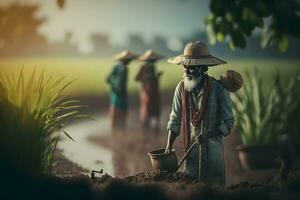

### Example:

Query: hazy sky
xmin=0 ymin=0 xmax=210 ymax=53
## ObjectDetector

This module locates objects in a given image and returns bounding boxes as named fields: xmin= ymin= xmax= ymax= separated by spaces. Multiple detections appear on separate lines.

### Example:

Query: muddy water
xmin=57 ymin=116 xmax=115 ymax=176
xmin=57 ymin=107 xmax=174 ymax=178
xmin=88 ymin=130 xmax=176 ymax=178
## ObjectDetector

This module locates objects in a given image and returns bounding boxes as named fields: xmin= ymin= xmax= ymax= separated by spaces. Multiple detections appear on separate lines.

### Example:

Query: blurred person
xmin=164 ymin=41 xmax=235 ymax=186
xmin=135 ymin=50 xmax=163 ymax=132
xmin=106 ymin=51 xmax=137 ymax=132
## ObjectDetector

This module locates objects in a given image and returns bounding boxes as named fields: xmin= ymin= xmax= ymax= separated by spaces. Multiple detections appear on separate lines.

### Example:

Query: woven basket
xmin=220 ymin=70 xmax=243 ymax=92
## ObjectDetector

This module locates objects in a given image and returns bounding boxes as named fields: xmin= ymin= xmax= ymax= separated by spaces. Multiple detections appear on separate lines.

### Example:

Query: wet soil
xmin=90 ymin=171 xmax=300 ymax=200
xmin=52 ymin=149 xmax=89 ymax=177
xmin=52 ymin=147 xmax=300 ymax=199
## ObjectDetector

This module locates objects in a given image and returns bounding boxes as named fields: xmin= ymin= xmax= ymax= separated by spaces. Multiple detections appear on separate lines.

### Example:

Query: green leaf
xmin=278 ymin=35 xmax=288 ymax=52
xmin=225 ymin=12 xmax=233 ymax=22
xmin=205 ymin=13 xmax=215 ymax=24
xmin=206 ymin=23 xmax=217 ymax=45
xmin=261 ymin=26 xmax=274 ymax=49
xmin=229 ymin=42 xmax=236 ymax=50
xmin=216 ymin=32 xmax=225 ymax=42
xmin=62 ymin=130 xmax=76 ymax=142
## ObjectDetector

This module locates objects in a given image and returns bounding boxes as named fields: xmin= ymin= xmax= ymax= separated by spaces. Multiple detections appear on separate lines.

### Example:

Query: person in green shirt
xmin=164 ymin=41 xmax=235 ymax=186
xmin=106 ymin=51 xmax=137 ymax=131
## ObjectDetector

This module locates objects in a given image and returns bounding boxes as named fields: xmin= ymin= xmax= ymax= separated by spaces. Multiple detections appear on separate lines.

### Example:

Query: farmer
xmin=106 ymin=51 xmax=137 ymax=131
xmin=164 ymin=41 xmax=235 ymax=186
xmin=135 ymin=50 xmax=163 ymax=131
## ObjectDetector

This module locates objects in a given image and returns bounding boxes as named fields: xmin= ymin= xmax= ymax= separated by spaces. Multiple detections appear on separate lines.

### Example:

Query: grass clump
xmin=232 ymin=69 xmax=300 ymax=146
xmin=0 ymin=69 xmax=85 ymax=175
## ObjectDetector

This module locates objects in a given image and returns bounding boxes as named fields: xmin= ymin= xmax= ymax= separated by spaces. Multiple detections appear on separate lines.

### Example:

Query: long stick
xmin=177 ymin=131 xmax=221 ymax=170
xmin=177 ymin=141 xmax=198 ymax=170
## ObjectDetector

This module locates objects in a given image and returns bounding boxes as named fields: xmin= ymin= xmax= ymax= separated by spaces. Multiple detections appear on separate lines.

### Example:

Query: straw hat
xmin=138 ymin=49 xmax=163 ymax=61
xmin=220 ymin=70 xmax=243 ymax=92
xmin=168 ymin=41 xmax=226 ymax=66
xmin=114 ymin=50 xmax=137 ymax=61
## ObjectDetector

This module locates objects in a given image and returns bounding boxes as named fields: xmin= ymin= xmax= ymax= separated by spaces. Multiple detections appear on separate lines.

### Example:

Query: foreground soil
xmin=52 ymin=149 xmax=89 ymax=177
xmin=51 ymin=151 xmax=300 ymax=200
xmin=89 ymin=171 xmax=300 ymax=200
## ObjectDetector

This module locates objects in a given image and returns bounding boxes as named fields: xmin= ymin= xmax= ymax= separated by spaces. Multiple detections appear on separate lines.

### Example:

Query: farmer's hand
xmin=195 ymin=134 xmax=207 ymax=145
xmin=165 ymin=130 xmax=177 ymax=154
xmin=164 ymin=145 xmax=172 ymax=154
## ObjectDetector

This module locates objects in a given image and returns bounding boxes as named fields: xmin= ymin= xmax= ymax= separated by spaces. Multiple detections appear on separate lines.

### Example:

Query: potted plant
xmin=272 ymin=72 xmax=300 ymax=157
xmin=232 ymin=70 xmax=282 ymax=169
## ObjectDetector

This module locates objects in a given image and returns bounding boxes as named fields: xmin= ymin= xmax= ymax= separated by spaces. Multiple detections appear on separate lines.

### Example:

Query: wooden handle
xmin=177 ymin=132 xmax=221 ymax=170
xmin=177 ymin=141 xmax=198 ymax=170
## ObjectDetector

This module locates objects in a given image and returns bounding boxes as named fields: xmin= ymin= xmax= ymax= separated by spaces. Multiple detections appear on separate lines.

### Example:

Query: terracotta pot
xmin=236 ymin=145 xmax=278 ymax=170
xmin=148 ymin=148 xmax=178 ymax=172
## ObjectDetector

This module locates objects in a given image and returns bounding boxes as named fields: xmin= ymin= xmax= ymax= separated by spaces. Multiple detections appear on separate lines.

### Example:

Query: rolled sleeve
xmin=218 ymin=88 xmax=235 ymax=136
xmin=167 ymin=82 xmax=183 ymax=136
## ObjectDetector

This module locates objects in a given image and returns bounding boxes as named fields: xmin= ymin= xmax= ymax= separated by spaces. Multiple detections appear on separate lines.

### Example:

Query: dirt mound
xmin=90 ymin=171 xmax=300 ymax=200
xmin=124 ymin=171 xmax=196 ymax=184
xmin=52 ymin=149 xmax=89 ymax=177
xmin=92 ymin=171 xmax=195 ymax=186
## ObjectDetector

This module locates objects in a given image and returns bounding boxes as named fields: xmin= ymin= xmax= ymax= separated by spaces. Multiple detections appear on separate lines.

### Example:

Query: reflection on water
xmin=88 ymin=132 xmax=182 ymax=177
xmin=57 ymin=112 xmax=183 ymax=178
xmin=57 ymin=117 xmax=114 ymax=176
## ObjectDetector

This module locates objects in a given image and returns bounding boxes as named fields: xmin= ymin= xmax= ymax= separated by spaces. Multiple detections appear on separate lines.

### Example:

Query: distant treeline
xmin=0 ymin=3 xmax=299 ymax=59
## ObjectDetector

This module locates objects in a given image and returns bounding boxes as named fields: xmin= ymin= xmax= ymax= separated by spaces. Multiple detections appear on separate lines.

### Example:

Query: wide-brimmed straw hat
xmin=138 ymin=49 xmax=163 ymax=61
xmin=220 ymin=70 xmax=243 ymax=92
xmin=168 ymin=41 xmax=226 ymax=66
xmin=114 ymin=50 xmax=137 ymax=61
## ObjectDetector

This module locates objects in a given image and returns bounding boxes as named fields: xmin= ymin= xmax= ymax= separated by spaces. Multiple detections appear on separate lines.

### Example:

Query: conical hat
xmin=138 ymin=49 xmax=163 ymax=61
xmin=114 ymin=50 xmax=137 ymax=61
xmin=168 ymin=41 xmax=226 ymax=67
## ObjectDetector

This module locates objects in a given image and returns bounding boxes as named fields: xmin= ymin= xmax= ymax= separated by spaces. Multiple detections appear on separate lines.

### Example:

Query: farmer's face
xmin=184 ymin=65 xmax=203 ymax=78
xmin=183 ymin=65 xmax=207 ymax=91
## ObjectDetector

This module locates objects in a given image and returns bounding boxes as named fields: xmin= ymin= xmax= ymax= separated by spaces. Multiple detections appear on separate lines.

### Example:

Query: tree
xmin=90 ymin=33 xmax=112 ymax=56
xmin=205 ymin=0 xmax=300 ymax=52
xmin=149 ymin=35 xmax=172 ymax=56
xmin=56 ymin=0 xmax=65 ymax=9
xmin=0 ymin=4 xmax=48 ymax=56
xmin=127 ymin=34 xmax=148 ymax=53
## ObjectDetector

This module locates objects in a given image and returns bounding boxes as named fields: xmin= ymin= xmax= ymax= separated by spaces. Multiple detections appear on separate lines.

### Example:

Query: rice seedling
xmin=232 ymin=69 xmax=300 ymax=146
xmin=232 ymin=69 xmax=274 ymax=146
xmin=271 ymin=72 xmax=300 ymax=144
xmin=0 ymin=69 xmax=86 ymax=175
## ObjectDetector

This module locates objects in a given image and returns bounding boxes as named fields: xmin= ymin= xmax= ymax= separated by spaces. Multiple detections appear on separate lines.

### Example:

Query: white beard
xmin=183 ymin=74 xmax=202 ymax=92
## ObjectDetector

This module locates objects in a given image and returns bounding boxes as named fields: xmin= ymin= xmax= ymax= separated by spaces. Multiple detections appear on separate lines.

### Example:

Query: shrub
xmin=0 ymin=69 xmax=85 ymax=175
xmin=232 ymin=69 xmax=300 ymax=146
xmin=272 ymin=72 xmax=300 ymax=144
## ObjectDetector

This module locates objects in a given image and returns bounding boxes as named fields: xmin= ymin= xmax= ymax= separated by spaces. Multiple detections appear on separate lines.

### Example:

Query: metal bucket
xmin=148 ymin=148 xmax=178 ymax=172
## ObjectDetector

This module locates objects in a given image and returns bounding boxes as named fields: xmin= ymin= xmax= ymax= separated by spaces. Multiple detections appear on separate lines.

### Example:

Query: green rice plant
xmin=232 ymin=69 xmax=281 ymax=146
xmin=0 ymin=69 xmax=86 ymax=175
xmin=272 ymin=72 xmax=300 ymax=144
xmin=232 ymin=69 xmax=300 ymax=146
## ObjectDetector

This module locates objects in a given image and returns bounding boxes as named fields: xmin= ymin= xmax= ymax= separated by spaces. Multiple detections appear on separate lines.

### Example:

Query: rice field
xmin=0 ymin=57 xmax=299 ymax=96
